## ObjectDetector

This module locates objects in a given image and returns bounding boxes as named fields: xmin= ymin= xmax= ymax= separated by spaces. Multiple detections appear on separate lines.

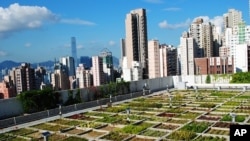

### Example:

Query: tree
xmin=205 ymin=74 xmax=211 ymax=84
xmin=17 ymin=88 xmax=60 ymax=113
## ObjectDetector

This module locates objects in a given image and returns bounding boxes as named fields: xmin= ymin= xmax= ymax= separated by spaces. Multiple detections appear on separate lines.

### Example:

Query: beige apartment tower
xmin=148 ymin=40 xmax=160 ymax=79
xmin=125 ymin=8 xmax=148 ymax=79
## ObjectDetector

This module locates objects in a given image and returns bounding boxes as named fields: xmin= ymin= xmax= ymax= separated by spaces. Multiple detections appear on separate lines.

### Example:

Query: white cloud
xmin=144 ymin=0 xmax=164 ymax=4
xmin=61 ymin=19 xmax=96 ymax=26
xmin=163 ymin=7 xmax=181 ymax=11
xmin=0 ymin=51 xmax=7 ymax=57
xmin=77 ymin=45 xmax=84 ymax=49
xmin=24 ymin=43 xmax=32 ymax=47
xmin=0 ymin=3 xmax=57 ymax=38
xmin=159 ymin=19 xmax=191 ymax=29
xmin=193 ymin=16 xmax=224 ymax=33
xmin=108 ymin=40 xmax=116 ymax=46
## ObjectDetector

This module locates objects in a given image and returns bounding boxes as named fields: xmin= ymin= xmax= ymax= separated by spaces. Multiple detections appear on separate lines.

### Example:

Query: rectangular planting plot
xmin=180 ymin=121 xmax=211 ymax=133
xmin=100 ymin=131 xmax=130 ymax=141
xmin=166 ymin=130 xmax=197 ymax=140
xmin=81 ymin=130 xmax=107 ymax=139
xmin=206 ymin=128 xmax=229 ymax=135
xmin=194 ymin=135 xmax=227 ymax=141
xmin=139 ymin=129 xmax=168 ymax=137
xmin=153 ymin=123 xmax=180 ymax=130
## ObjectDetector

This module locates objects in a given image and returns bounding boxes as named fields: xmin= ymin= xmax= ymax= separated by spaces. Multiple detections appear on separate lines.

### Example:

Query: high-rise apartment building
xmin=92 ymin=56 xmax=104 ymax=86
xmin=71 ymin=37 xmax=78 ymax=68
xmin=223 ymin=9 xmax=243 ymax=29
xmin=51 ymin=62 xmax=70 ymax=90
xmin=35 ymin=66 xmax=46 ymax=90
xmin=60 ymin=56 xmax=75 ymax=77
xmin=189 ymin=18 xmax=213 ymax=57
xmin=180 ymin=32 xmax=196 ymax=75
xmin=124 ymin=8 xmax=148 ymax=79
xmin=159 ymin=44 xmax=178 ymax=77
xmin=148 ymin=40 xmax=160 ymax=79
xmin=76 ymin=64 xmax=92 ymax=88
xmin=100 ymin=48 xmax=114 ymax=83
xmin=9 ymin=63 xmax=36 ymax=94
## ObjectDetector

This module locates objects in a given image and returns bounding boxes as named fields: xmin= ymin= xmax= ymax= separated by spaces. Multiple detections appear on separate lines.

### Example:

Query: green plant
xmin=167 ymin=130 xmax=196 ymax=140
xmin=194 ymin=136 xmax=226 ymax=141
xmin=205 ymin=74 xmax=211 ymax=84
xmin=200 ymin=103 xmax=216 ymax=108
xmin=180 ymin=121 xmax=211 ymax=133
xmin=121 ymin=122 xmax=153 ymax=134
xmin=101 ymin=131 xmax=128 ymax=141
xmin=17 ymin=88 xmax=60 ymax=113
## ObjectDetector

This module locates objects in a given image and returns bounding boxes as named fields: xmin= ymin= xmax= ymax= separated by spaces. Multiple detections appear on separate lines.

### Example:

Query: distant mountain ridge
xmin=0 ymin=56 xmax=120 ymax=71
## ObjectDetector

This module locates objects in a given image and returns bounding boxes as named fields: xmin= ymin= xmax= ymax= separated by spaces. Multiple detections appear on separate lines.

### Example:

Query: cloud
xmin=0 ymin=51 xmax=7 ymax=57
xmin=61 ymin=19 xmax=96 ymax=26
xmin=144 ymin=0 xmax=164 ymax=4
xmin=108 ymin=40 xmax=116 ymax=46
xmin=24 ymin=43 xmax=32 ymax=47
xmin=193 ymin=16 xmax=224 ymax=33
xmin=0 ymin=3 xmax=58 ymax=38
xmin=163 ymin=7 xmax=181 ymax=11
xmin=158 ymin=19 xmax=191 ymax=29
xmin=77 ymin=45 xmax=84 ymax=49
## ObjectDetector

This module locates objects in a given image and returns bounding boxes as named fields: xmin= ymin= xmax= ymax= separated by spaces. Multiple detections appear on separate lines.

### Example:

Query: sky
xmin=0 ymin=0 xmax=248 ymax=63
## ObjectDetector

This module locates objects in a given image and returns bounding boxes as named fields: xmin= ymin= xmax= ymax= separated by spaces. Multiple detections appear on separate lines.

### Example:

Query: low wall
xmin=0 ymin=91 xmax=148 ymax=129
xmin=0 ymin=76 xmax=174 ymax=120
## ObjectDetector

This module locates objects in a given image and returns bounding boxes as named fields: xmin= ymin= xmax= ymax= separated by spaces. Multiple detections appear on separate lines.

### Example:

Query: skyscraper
xmin=60 ymin=56 xmax=75 ymax=77
xmin=124 ymin=8 xmax=148 ymax=79
xmin=180 ymin=32 xmax=196 ymax=75
xmin=92 ymin=56 xmax=104 ymax=86
xmin=71 ymin=37 xmax=78 ymax=68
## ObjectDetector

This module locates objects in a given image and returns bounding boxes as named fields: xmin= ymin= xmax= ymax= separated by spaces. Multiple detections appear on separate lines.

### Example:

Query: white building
xmin=235 ymin=44 xmax=249 ymax=72
xmin=76 ymin=64 xmax=92 ymax=88
xmin=180 ymin=32 xmax=196 ymax=75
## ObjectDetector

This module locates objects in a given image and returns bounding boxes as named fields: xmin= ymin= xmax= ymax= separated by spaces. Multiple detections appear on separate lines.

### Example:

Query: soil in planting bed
xmin=101 ymin=131 xmax=130 ymax=141
xmin=206 ymin=128 xmax=229 ymax=135
xmin=194 ymin=135 xmax=227 ymax=141
xmin=81 ymin=130 xmax=106 ymax=138
xmin=129 ymin=136 xmax=156 ymax=141
xmin=64 ymin=128 xmax=86 ymax=135
xmin=39 ymin=134 xmax=68 ymax=141
xmin=99 ymin=125 xmax=119 ymax=131
xmin=154 ymin=123 xmax=179 ymax=130
xmin=213 ymin=122 xmax=238 ymax=128
xmin=166 ymin=119 xmax=189 ymax=124
xmin=26 ymin=131 xmax=42 ymax=139
xmin=157 ymin=112 xmax=176 ymax=117
xmin=198 ymin=115 xmax=221 ymax=121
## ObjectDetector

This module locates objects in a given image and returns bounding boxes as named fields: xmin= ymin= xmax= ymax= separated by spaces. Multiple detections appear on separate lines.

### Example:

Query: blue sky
xmin=0 ymin=0 xmax=248 ymax=63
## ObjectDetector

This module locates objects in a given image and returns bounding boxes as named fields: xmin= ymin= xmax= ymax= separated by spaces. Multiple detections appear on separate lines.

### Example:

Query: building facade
xmin=124 ymin=8 xmax=148 ymax=79
xmin=148 ymin=40 xmax=160 ymax=79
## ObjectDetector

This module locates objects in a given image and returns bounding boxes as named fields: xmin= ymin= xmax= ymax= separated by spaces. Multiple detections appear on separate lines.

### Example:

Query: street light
xmin=230 ymin=113 xmax=236 ymax=123
xmin=109 ymin=94 xmax=112 ymax=103
xmin=58 ymin=104 xmax=62 ymax=118
xmin=169 ymin=95 xmax=172 ymax=108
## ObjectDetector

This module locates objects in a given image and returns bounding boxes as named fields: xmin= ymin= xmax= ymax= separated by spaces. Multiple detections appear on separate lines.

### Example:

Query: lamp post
xmin=169 ymin=95 xmax=172 ymax=108
xmin=58 ymin=104 xmax=62 ymax=118
xmin=126 ymin=107 xmax=130 ymax=122
xmin=230 ymin=113 xmax=236 ymax=123
xmin=109 ymin=94 xmax=112 ymax=103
